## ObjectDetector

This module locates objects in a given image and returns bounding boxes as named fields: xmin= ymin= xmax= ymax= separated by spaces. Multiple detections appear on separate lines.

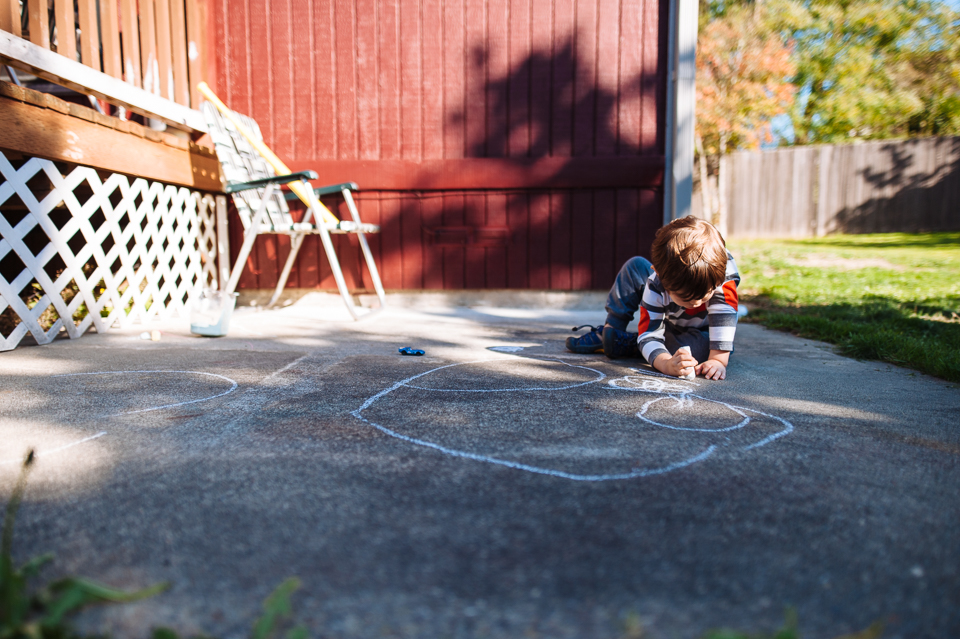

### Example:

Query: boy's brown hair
xmin=650 ymin=216 xmax=727 ymax=302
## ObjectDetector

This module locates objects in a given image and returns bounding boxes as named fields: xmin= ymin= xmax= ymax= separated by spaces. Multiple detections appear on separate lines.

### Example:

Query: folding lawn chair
xmin=199 ymin=87 xmax=385 ymax=320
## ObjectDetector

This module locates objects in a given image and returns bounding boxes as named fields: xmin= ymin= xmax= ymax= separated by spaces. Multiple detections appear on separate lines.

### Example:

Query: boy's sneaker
xmin=602 ymin=326 xmax=641 ymax=359
xmin=565 ymin=324 xmax=604 ymax=354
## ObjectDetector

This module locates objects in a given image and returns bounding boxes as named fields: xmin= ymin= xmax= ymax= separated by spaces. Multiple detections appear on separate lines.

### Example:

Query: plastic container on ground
xmin=190 ymin=289 xmax=239 ymax=337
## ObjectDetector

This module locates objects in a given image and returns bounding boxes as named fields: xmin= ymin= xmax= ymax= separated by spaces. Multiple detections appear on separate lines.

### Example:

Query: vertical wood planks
xmin=77 ymin=0 xmax=100 ymax=70
xmin=169 ymin=0 xmax=190 ymax=104
xmin=141 ymin=0 xmax=160 ymax=93
xmin=27 ymin=0 xmax=50 ymax=49
xmin=485 ymin=193 xmax=508 ymax=287
xmin=269 ymin=0 xmax=300 ymax=285
xmin=7 ymin=0 xmax=200 ymax=109
xmin=443 ymin=0 xmax=466 ymax=159
xmin=54 ymin=0 xmax=75 ymax=60
xmin=155 ymin=0 xmax=175 ymax=99
xmin=595 ymin=0 xmax=619 ymax=155
xmin=815 ymin=145 xmax=831 ymax=236
xmin=722 ymin=138 xmax=960 ymax=238
xmin=100 ymin=0 xmax=122 ymax=78
xmin=443 ymin=193 xmax=467 ymax=288
xmin=592 ymin=190 xmax=615 ymax=286
xmin=186 ymin=0 xmax=206 ymax=107
xmin=120 ymin=0 xmax=142 ymax=87
xmin=1 ymin=0 xmax=22 ymax=37
xmin=335 ymin=0 xmax=358 ymax=160
xmin=529 ymin=0 xmax=552 ymax=156
xmin=614 ymin=188 xmax=638 ymax=269
xmin=619 ymin=0 xmax=643 ymax=154
xmin=486 ymin=0 xmax=508 ymax=157
xmin=247 ymin=0 xmax=276 ymax=290
xmin=207 ymin=0 xmax=669 ymax=291
xmin=314 ymin=0 xmax=337 ymax=159
xmin=399 ymin=0 xmax=421 ymax=160
xmin=639 ymin=0 xmax=660 ymax=153
xmin=356 ymin=0 xmax=380 ymax=160
xmin=291 ymin=0 xmax=317 ymax=160
xmin=549 ymin=191 xmax=573 ymax=289
xmin=271 ymin=0 xmax=295 ymax=156
xmin=248 ymin=0 xmax=272 ymax=138
xmin=404 ymin=194 xmax=426 ymax=289
xmin=506 ymin=0 xmax=530 ymax=157
xmin=422 ymin=0 xmax=444 ymax=159
xmin=463 ymin=0 xmax=486 ymax=157
xmin=551 ymin=0 xmax=575 ymax=157
xmin=572 ymin=0 xmax=598 ymax=157
xmin=570 ymin=190 xmax=594 ymax=289
xmin=528 ymin=191 xmax=550 ymax=288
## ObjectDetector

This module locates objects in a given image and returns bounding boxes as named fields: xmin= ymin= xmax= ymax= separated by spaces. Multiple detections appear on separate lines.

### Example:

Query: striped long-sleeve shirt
xmin=637 ymin=251 xmax=740 ymax=365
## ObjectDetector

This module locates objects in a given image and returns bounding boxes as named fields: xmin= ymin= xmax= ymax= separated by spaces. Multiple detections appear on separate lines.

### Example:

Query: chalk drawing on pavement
xmin=1 ymin=371 xmax=238 ymax=465
xmin=607 ymin=368 xmax=794 ymax=448
xmin=352 ymin=357 xmax=794 ymax=481
xmin=488 ymin=346 xmax=526 ymax=353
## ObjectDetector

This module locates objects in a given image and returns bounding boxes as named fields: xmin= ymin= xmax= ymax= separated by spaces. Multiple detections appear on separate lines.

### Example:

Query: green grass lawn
xmin=727 ymin=233 xmax=960 ymax=383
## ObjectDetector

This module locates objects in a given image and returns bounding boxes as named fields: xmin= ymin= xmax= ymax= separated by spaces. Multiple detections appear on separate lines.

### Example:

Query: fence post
xmin=717 ymin=153 xmax=729 ymax=238
xmin=815 ymin=145 xmax=829 ymax=236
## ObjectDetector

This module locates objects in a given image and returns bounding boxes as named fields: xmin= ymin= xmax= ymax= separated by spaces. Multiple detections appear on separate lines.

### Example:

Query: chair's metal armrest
xmin=327 ymin=221 xmax=380 ymax=233
xmin=225 ymin=171 xmax=319 ymax=194
xmin=283 ymin=182 xmax=359 ymax=200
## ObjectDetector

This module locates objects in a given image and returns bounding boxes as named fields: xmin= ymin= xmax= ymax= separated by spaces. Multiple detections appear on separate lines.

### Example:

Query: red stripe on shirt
xmin=722 ymin=280 xmax=739 ymax=309
xmin=637 ymin=307 xmax=651 ymax=334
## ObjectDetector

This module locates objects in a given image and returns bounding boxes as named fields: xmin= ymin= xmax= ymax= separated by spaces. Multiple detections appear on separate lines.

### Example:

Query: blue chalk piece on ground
xmin=399 ymin=347 xmax=425 ymax=356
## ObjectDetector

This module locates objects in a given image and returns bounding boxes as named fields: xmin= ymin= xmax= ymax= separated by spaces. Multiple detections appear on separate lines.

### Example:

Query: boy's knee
xmin=618 ymin=256 xmax=654 ymax=283
xmin=621 ymin=255 xmax=652 ymax=271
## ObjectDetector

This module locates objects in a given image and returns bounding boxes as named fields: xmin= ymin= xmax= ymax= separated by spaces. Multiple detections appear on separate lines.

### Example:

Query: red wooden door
xmin=211 ymin=0 xmax=666 ymax=291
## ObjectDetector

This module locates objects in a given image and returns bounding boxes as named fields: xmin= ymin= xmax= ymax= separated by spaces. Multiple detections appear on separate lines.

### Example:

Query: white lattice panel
xmin=0 ymin=151 xmax=222 ymax=351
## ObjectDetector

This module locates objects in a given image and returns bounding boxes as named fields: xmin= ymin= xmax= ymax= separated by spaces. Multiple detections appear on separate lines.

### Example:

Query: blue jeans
xmin=604 ymin=256 xmax=710 ymax=362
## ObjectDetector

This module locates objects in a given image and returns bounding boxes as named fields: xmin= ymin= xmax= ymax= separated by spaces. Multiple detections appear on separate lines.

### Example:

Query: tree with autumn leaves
xmin=696 ymin=1 xmax=796 ymax=157
xmin=695 ymin=1 xmax=797 ymax=225
xmin=697 ymin=0 xmax=960 ymax=152
xmin=694 ymin=0 xmax=960 ymax=225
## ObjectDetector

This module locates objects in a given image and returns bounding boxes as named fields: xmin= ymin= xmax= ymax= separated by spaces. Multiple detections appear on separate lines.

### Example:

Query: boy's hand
xmin=696 ymin=359 xmax=727 ymax=380
xmin=654 ymin=350 xmax=698 ymax=379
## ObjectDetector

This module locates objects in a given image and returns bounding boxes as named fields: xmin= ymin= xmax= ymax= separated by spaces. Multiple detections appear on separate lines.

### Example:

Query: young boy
xmin=566 ymin=216 xmax=740 ymax=380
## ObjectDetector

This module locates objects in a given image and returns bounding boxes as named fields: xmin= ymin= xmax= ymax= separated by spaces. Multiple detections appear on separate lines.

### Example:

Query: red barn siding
xmin=212 ymin=0 xmax=667 ymax=291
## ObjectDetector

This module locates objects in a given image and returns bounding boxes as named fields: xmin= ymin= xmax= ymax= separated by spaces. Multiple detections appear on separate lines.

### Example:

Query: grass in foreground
xmin=727 ymin=233 xmax=960 ymax=383
xmin=1 ymin=451 xmax=306 ymax=639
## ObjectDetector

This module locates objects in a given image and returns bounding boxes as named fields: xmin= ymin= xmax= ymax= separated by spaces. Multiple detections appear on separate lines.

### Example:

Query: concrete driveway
xmin=2 ymin=293 xmax=958 ymax=639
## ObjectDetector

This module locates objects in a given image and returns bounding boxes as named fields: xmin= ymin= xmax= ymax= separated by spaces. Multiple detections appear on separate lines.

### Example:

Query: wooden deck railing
xmin=0 ymin=0 xmax=209 ymax=117
xmin=1 ymin=1 xmax=223 ymax=352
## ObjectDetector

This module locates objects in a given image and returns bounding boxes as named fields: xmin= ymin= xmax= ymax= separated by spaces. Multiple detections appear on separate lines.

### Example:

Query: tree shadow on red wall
xmin=243 ymin=30 xmax=666 ymax=294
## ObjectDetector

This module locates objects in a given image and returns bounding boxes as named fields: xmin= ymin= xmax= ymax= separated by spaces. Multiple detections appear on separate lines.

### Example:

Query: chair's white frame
xmin=203 ymin=103 xmax=385 ymax=320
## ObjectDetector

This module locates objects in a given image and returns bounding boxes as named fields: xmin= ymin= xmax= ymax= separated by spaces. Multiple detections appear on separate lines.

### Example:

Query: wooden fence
xmin=694 ymin=137 xmax=960 ymax=238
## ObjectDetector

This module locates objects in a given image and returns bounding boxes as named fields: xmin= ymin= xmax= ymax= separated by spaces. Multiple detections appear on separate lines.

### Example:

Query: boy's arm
xmin=702 ymin=276 xmax=739 ymax=380
xmin=637 ymin=280 xmax=670 ymax=365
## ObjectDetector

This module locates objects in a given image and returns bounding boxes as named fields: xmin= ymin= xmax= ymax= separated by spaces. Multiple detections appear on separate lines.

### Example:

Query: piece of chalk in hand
xmin=677 ymin=345 xmax=696 ymax=380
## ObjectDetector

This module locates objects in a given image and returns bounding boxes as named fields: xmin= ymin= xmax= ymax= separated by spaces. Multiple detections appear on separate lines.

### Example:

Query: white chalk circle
xmin=609 ymin=369 xmax=794 ymax=449
xmin=50 ymin=370 xmax=239 ymax=416
xmin=352 ymin=358 xmax=795 ymax=481
xmin=1 ymin=371 xmax=239 ymax=465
